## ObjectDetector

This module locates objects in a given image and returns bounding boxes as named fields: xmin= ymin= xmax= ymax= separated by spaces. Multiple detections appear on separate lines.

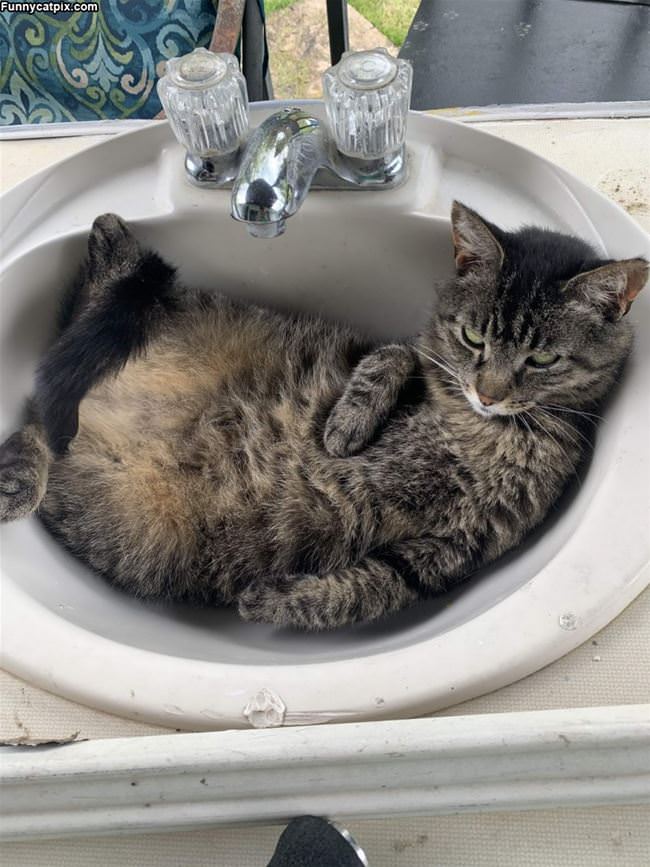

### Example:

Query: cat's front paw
xmin=323 ymin=410 xmax=371 ymax=458
xmin=0 ymin=431 xmax=48 ymax=522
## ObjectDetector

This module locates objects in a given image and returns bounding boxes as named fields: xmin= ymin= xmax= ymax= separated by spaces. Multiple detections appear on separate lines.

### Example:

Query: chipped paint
xmin=2 ymin=731 xmax=84 ymax=747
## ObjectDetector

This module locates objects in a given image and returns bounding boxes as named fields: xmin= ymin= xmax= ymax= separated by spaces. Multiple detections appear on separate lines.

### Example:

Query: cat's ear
xmin=564 ymin=258 xmax=648 ymax=320
xmin=451 ymin=201 xmax=504 ymax=276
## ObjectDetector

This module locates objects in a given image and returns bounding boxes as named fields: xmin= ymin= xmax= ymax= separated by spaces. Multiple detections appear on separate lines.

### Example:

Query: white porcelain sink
xmin=1 ymin=103 xmax=648 ymax=729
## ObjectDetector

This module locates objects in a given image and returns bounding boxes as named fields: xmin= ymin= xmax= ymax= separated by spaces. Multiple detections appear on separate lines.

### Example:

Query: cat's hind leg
xmin=35 ymin=214 xmax=180 ymax=454
xmin=0 ymin=422 xmax=51 ymax=522
xmin=238 ymin=556 xmax=420 ymax=630
xmin=56 ymin=213 xmax=145 ymax=333
xmin=2 ymin=216 xmax=180 ymax=520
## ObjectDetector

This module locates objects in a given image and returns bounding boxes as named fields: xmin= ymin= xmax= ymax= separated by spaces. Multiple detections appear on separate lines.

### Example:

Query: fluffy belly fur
xmin=39 ymin=300 xmax=384 ymax=601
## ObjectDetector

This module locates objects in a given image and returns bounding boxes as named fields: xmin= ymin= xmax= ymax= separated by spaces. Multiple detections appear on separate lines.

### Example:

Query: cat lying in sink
xmin=0 ymin=203 xmax=646 ymax=630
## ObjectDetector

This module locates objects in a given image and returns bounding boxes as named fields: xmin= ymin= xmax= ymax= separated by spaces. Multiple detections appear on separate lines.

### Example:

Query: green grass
xmin=264 ymin=0 xmax=418 ymax=47
xmin=348 ymin=0 xmax=418 ymax=46
xmin=265 ymin=0 xmax=297 ymax=13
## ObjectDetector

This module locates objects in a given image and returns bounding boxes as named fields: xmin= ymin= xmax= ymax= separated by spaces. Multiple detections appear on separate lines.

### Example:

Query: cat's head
xmin=428 ymin=201 xmax=648 ymax=418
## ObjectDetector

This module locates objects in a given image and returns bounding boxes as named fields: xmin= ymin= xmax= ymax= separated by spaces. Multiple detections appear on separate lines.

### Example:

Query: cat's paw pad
xmin=323 ymin=414 xmax=369 ymax=458
xmin=0 ymin=434 xmax=47 ymax=522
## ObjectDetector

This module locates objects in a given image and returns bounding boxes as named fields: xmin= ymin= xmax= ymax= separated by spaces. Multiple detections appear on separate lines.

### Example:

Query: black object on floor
xmin=399 ymin=0 xmax=650 ymax=110
xmin=266 ymin=816 xmax=368 ymax=866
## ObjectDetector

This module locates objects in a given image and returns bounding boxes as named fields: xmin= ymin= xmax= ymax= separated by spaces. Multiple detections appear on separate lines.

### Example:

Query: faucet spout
xmin=231 ymin=108 xmax=326 ymax=237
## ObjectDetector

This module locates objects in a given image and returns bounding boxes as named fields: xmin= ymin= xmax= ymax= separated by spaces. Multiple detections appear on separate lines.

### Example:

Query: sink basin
xmin=1 ymin=102 xmax=648 ymax=729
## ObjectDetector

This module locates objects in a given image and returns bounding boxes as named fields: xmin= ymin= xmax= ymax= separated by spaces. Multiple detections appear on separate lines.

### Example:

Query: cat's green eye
xmin=527 ymin=351 xmax=560 ymax=368
xmin=461 ymin=325 xmax=485 ymax=348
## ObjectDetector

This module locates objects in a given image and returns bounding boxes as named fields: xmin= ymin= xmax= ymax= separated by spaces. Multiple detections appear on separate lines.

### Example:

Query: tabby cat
xmin=0 ymin=203 xmax=646 ymax=630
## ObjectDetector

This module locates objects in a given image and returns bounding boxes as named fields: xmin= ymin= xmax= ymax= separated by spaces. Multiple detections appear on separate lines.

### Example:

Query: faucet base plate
xmin=184 ymin=147 xmax=408 ymax=193
xmin=185 ymin=150 xmax=241 ymax=189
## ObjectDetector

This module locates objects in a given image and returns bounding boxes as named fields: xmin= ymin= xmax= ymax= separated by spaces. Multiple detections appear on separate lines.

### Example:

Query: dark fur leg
xmin=238 ymin=557 xmax=420 ymax=630
xmin=0 ymin=422 xmax=51 ymax=522
xmin=323 ymin=344 xmax=416 ymax=457
xmin=34 ymin=214 xmax=179 ymax=454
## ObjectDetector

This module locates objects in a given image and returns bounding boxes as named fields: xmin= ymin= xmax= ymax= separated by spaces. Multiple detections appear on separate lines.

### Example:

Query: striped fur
xmin=0 ymin=205 xmax=646 ymax=629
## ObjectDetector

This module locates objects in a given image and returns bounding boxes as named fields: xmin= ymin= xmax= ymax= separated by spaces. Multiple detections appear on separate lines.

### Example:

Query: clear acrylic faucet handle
xmin=157 ymin=47 xmax=249 ymax=159
xmin=322 ymin=49 xmax=413 ymax=160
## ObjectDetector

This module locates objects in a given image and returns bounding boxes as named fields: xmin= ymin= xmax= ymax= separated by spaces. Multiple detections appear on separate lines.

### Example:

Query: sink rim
xmin=1 ymin=104 xmax=648 ymax=729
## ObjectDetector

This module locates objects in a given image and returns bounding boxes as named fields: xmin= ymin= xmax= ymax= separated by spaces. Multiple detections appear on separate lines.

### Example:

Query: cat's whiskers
xmin=440 ymin=376 xmax=466 ymax=395
xmin=446 ymin=386 xmax=467 ymax=400
xmin=539 ymin=403 xmax=604 ymax=424
xmin=519 ymin=414 xmax=533 ymax=436
xmin=535 ymin=407 xmax=592 ymax=451
xmin=523 ymin=410 xmax=582 ymax=487
xmin=412 ymin=346 xmax=470 ymax=406
xmin=408 ymin=370 xmax=463 ymax=398
xmin=413 ymin=344 xmax=462 ymax=385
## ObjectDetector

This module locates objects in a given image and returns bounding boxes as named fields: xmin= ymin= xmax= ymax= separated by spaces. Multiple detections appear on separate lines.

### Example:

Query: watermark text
xmin=1 ymin=2 xmax=100 ymax=13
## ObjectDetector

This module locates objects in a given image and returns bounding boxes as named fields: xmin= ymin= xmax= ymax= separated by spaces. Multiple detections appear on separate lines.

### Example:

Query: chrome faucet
xmin=231 ymin=108 xmax=326 ymax=239
xmin=158 ymin=48 xmax=413 ymax=238
xmin=230 ymin=106 xmax=409 ymax=238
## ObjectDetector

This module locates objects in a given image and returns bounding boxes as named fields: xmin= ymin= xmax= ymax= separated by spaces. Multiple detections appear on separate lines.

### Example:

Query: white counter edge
xmin=1 ymin=101 xmax=648 ymax=141
xmin=1 ymin=704 xmax=649 ymax=840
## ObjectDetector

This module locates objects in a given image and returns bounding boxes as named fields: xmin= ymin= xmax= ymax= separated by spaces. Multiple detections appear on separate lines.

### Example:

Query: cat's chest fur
xmin=364 ymin=389 xmax=569 ymax=544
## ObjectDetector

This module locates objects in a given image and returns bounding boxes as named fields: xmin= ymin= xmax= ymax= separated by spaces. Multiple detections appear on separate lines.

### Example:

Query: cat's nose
xmin=478 ymin=392 xmax=498 ymax=406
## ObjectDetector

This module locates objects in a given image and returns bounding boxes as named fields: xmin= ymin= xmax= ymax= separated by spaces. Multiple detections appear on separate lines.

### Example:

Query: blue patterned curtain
xmin=0 ymin=1 xmax=218 ymax=125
